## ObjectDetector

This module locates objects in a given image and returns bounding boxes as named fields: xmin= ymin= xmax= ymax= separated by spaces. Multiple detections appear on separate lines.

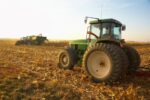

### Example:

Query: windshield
xmin=111 ymin=23 xmax=121 ymax=39
xmin=90 ymin=24 xmax=101 ymax=38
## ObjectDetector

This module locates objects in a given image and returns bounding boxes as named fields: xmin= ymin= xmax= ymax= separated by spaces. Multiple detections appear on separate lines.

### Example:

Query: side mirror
xmin=87 ymin=26 xmax=90 ymax=32
xmin=84 ymin=17 xmax=87 ymax=23
xmin=122 ymin=25 xmax=126 ymax=31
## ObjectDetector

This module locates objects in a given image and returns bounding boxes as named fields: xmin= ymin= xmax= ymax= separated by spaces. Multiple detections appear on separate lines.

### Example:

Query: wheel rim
xmin=60 ymin=53 xmax=69 ymax=67
xmin=87 ymin=51 xmax=111 ymax=79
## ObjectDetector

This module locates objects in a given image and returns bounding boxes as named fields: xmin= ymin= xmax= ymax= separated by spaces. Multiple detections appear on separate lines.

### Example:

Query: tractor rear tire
xmin=82 ymin=43 xmax=128 ymax=83
xmin=58 ymin=47 xmax=77 ymax=70
xmin=123 ymin=45 xmax=141 ymax=72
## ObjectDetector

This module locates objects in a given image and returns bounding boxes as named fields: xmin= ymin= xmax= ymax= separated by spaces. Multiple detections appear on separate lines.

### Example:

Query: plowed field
xmin=0 ymin=40 xmax=150 ymax=100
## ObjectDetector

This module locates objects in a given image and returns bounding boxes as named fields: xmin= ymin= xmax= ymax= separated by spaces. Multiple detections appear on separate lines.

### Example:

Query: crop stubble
xmin=0 ymin=40 xmax=150 ymax=100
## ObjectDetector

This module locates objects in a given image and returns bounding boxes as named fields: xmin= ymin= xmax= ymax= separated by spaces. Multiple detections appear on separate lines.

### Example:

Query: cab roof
xmin=89 ymin=18 xmax=122 ymax=25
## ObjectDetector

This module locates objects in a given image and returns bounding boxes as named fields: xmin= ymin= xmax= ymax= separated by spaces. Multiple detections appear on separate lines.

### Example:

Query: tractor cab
xmin=85 ymin=17 xmax=126 ymax=44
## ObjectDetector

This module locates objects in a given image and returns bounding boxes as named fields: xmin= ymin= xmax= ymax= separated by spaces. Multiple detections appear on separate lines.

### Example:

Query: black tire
xmin=15 ymin=41 xmax=24 ymax=45
xmin=27 ymin=41 xmax=32 ymax=45
xmin=15 ymin=41 xmax=20 ymax=45
xmin=123 ymin=45 xmax=141 ymax=72
xmin=58 ymin=47 xmax=77 ymax=70
xmin=82 ymin=43 xmax=128 ymax=83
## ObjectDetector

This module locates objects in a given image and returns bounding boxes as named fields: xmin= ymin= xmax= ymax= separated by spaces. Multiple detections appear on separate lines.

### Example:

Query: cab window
xmin=111 ymin=23 xmax=121 ymax=39
xmin=91 ymin=24 xmax=101 ymax=37
xmin=101 ymin=23 xmax=111 ymax=37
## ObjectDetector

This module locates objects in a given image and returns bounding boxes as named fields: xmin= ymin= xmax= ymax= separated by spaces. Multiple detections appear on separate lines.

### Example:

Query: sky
xmin=0 ymin=0 xmax=150 ymax=41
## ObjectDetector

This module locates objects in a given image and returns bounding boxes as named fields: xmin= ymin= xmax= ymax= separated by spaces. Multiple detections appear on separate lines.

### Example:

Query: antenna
xmin=100 ymin=4 xmax=103 ymax=19
xmin=95 ymin=0 xmax=103 ymax=19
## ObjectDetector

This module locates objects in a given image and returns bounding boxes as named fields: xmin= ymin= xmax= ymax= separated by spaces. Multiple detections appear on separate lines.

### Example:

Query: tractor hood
xmin=69 ymin=39 xmax=97 ymax=50
xmin=69 ymin=39 xmax=88 ymax=45
xmin=69 ymin=39 xmax=88 ymax=51
xmin=69 ymin=39 xmax=96 ymax=44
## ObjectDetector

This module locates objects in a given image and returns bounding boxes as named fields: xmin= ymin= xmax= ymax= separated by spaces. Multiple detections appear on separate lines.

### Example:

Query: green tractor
xmin=15 ymin=34 xmax=49 ymax=45
xmin=58 ymin=17 xmax=141 ymax=83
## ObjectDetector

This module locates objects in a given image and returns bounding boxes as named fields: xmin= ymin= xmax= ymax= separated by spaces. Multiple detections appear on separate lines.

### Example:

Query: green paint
xmin=66 ymin=18 xmax=125 ymax=65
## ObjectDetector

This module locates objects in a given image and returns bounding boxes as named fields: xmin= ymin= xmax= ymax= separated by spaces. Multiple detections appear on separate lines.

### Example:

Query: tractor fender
xmin=96 ymin=40 xmax=122 ymax=47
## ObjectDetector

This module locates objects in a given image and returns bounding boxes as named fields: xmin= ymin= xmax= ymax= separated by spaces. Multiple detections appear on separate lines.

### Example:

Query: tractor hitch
xmin=131 ymin=67 xmax=150 ymax=78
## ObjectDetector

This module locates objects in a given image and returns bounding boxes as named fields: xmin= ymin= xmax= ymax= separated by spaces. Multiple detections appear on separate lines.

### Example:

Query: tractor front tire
xmin=123 ymin=45 xmax=141 ymax=72
xmin=58 ymin=47 xmax=77 ymax=70
xmin=82 ymin=43 xmax=128 ymax=83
